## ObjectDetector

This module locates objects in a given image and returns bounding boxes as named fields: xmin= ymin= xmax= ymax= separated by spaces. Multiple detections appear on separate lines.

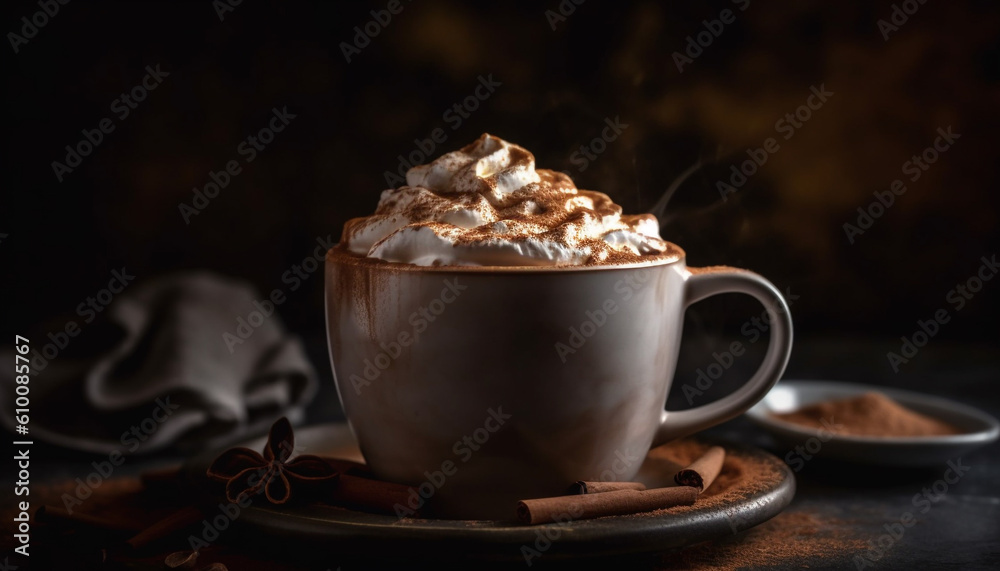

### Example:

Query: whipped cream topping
xmin=341 ymin=134 xmax=668 ymax=266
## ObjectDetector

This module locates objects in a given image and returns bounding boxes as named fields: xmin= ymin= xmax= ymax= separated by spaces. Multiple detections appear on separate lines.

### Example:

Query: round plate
xmin=747 ymin=380 xmax=1000 ymax=467
xmin=181 ymin=422 xmax=795 ymax=562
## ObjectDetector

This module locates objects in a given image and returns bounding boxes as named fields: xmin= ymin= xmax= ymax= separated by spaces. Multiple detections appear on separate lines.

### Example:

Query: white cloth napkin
xmin=0 ymin=272 xmax=317 ymax=455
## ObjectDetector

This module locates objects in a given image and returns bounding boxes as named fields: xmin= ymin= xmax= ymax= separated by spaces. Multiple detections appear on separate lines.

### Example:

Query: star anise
xmin=206 ymin=417 xmax=338 ymax=505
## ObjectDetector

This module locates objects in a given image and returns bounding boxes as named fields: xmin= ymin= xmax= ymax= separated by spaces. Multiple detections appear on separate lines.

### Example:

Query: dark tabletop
xmin=8 ymin=337 xmax=999 ymax=570
xmin=690 ymin=338 xmax=1000 ymax=571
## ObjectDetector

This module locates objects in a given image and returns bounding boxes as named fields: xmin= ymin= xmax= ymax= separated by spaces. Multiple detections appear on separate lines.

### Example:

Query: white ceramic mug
xmin=325 ymin=244 xmax=792 ymax=519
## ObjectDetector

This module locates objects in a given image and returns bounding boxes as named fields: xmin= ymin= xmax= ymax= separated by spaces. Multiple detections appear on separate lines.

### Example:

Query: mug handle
xmin=653 ymin=266 xmax=794 ymax=446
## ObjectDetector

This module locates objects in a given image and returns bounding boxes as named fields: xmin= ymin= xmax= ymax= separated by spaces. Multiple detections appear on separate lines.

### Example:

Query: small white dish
xmin=747 ymin=380 xmax=1000 ymax=466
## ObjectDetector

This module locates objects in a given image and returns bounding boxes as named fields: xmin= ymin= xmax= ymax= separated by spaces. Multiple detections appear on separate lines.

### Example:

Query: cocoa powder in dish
xmin=771 ymin=392 xmax=962 ymax=437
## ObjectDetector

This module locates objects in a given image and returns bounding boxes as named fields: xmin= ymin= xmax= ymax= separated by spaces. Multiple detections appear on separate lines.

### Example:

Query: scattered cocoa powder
xmin=658 ymin=509 xmax=866 ymax=570
xmin=623 ymin=439 xmax=784 ymax=517
xmin=624 ymin=440 xmax=868 ymax=569
xmin=772 ymin=392 xmax=962 ymax=437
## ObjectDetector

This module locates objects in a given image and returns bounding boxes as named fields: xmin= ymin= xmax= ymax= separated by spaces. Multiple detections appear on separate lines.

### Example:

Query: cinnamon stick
xmin=325 ymin=474 xmax=414 ymax=515
xmin=126 ymin=506 xmax=205 ymax=550
xmin=517 ymin=486 xmax=699 ymax=525
xmin=569 ymin=481 xmax=647 ymax=494
xmin=674 ymin=446 xmax=726 ymax=492
xmin=140 ymin=465 xmax=183 ymax=489
xmin=35 ymin=505 xmax=137 ymax=532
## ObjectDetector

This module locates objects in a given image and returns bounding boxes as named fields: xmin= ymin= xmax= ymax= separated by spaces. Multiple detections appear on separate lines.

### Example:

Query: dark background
xmin=3 ymin=0 xmax=998 ymax=396
xmin=3 ymin=3 xmax=1000 ymax=569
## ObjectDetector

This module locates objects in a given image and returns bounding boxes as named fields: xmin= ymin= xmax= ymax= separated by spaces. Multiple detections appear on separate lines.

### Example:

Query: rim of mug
xmin=325 ymin=243 xmax=687 ymax=273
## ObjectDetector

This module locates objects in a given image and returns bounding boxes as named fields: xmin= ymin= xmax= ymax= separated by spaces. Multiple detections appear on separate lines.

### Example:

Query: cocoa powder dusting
xmin=630 ymin=441 xmax=864 ymax=569
xmin=771 ymin=392 xmax=963 ymax=437
xmin=638 ymin=440 xmax=782 ymax=515
xmin=658 ymin=509 xmax=866 ymax=570
xmin=341 ymin=134 xmax=676 ymax=266
xmin=330 ymin=246 xmax=399 ymax=340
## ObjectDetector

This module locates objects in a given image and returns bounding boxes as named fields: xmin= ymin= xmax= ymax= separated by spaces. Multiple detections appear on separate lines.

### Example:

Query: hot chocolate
xmin=341 ymin=134 xmax=668 ymax=267
xmin=325 ymin=133 xmax=794 ymax=518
